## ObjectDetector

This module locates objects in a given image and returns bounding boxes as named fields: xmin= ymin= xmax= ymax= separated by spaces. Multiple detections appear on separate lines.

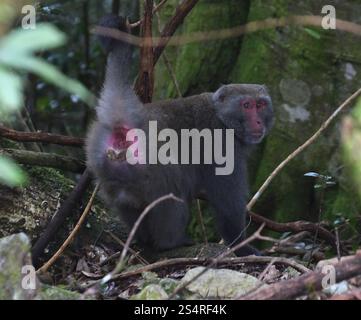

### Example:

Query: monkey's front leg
xmin=204 ymin=174 xmax=260 ymax=256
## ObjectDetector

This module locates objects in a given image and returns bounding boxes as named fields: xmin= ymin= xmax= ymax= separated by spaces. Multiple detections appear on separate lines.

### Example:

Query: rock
xmin=279 ymin=79 xmax=311 ymax=106
xmin=179 ymin=267 xmax=266 ymax=299
xmin=159 ymin=278 xmax=179 ymax=294
xmin=131 ymin=284 xmax=169 ymax=300
xmin=0 ymin=233 xmax=39 ymax=299
xmin=323 ymin=281 xmax=350 ymax=296
xmin=0 ymin=233 xmax=84 ymax=300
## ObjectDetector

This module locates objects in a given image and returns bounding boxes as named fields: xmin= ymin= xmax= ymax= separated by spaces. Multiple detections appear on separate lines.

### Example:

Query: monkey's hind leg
xmin=144 ymin=198 xmax=191 ymax=251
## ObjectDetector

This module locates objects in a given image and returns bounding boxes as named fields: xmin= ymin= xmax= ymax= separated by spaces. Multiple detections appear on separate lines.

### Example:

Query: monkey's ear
xmin=212 ymin=85 xmax=228 ymax=104
xmin=98 ymin=14 xmax=130 ymax=53
xmin=261 ymin=84 xmax=270 ymax=94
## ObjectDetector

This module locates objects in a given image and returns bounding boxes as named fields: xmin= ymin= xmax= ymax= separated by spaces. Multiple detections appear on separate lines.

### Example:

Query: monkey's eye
xmin=256 ymin=100 xmax=267 ymax=109
xmin=243 ymin=101 xmax=250 ymax=109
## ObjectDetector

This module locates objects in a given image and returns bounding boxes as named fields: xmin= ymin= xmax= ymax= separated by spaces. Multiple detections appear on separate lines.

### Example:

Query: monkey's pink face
xmin=240 ymin=97 xmax=268 ymax=144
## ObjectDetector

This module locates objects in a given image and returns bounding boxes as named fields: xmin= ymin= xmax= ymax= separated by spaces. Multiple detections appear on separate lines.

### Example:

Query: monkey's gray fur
xmin=86 ymin=15 xmax=274 ymax=255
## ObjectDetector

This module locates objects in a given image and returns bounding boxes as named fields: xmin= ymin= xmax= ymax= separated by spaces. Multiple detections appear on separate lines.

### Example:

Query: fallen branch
xmin=239 ymin=251 xmax=361 ymax=300
xmin=31 ymin=169 xmax=93 ymax=266
xmin=249 ymin=211 xmax=338 ymax=250
xmin=37 ymin=184 xmax=99 ymax=273
xmin=266 ymin=246 xmax=325 ymax=261
xmin=108 ymin=255 xmax=310 ymax=282
xmin=0 ymin=148 xmax=85 ymax=173
xmin=0 ymin=125 xmax=84 ymax=147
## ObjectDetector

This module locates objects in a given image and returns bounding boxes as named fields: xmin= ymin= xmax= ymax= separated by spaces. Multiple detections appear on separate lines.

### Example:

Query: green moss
xmin=228 ymin=0 xmax=361 ymax=225
xmin=155 ymin=0 xmax=250 ymax=99
xmin=27 ymin=166 xmax=74 ymax=191
xmin=38 ymin=285 xmax=83 ymax=300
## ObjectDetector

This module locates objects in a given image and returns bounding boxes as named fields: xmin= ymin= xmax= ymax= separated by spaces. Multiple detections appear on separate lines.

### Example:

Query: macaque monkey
xmin=86 ymin=15 xmax=274 ymax=255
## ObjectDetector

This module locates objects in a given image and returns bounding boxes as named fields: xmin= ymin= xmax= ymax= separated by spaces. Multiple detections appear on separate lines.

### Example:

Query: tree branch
xmin=109 ymin=255 xmax=310 ymax=282
xmin=134 ymin=0 xmax=155 ymax=103
xmin=37 ymin=184 xmax=99 ymax=273
xmin=249 ymin=211 xmax=339 ymax=251
xmin=153 ymin=0 xmax=199 ymax=65
xmin=0 ymin=125 xmax=84 ymax=147
xmin=31 ymin=169 xmax=92 ymax=267
xmin=0 ymin=148 xmax=85 ymax=173
xmin=240 ymin=251 xmax=361 ymax=300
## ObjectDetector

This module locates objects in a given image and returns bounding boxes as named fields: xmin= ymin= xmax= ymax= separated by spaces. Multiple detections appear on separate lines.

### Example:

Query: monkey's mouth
xmin=247 ymin=131 xmax=265 ymax=144
xmin=251 ymin=132 xmax=264 ymax=139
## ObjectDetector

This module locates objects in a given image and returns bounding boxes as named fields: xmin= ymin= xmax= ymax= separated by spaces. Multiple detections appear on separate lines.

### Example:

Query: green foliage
xmin=0 ymin=11 xmax=95 ymax=187
xmin=303 ymin=28 xmax=321 ymax=40
xmin=0 ymin=156 xmax=27 ymax=186
xmin=187 ymin=201 xmax=218 ymax=243
xmin=0 ymin=23 xmax=95 ymax=114
xmin=342 ymin=98 xmax=361 ymax=197
xmin=0 ymin=67 xmax=22 ymax=112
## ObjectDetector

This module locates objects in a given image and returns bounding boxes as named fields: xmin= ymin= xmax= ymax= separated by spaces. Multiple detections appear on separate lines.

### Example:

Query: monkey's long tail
xmin=97 ymin=14 xmax=143 ymax=127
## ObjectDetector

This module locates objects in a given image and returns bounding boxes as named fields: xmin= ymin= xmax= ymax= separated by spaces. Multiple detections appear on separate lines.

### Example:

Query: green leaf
xmin=0 ymin=55 xmax=95 ymax=106
xmin=0 ymin=156 xmax=27 ymax=187
xmin=303 ymin=28 xmax=321 ymax=40
xmin=0 ymin=23 xmax=66 ymax=54
xmin=0 ymin=67 xmax=23 ymax=112
xmin=0 ymin=3 xmax=16 ymax=23
xmin=352 ymin=98 xmax=361 ymax=122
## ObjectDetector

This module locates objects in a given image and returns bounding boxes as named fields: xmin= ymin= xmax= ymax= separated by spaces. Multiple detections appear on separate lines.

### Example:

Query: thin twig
xmin=152 ymin=0 xmax=199 ymax=64
xmin=37 ymin=184 xmax=99 ymax=273
xmin=247 ymin=87 xmax=361 ymax=210
xmin=105 ymin=230 xmax=149 ymax=265
xmin=100 ymin=193 xmax=183 ymax=284
xmin=258 ymin=258 xmax=277 ymax=281
xmin=196 ymin=200 xmax=208 ymax=245
xmin=249 ymin=211 xmax=339 ymax=251
xmin=154 ymin=4 xmax=182 ymax=97
xmin=129 ymin=0 xmax=168 ymax=28
xmin=92 ymin=16 xmax=361 ymax=49
xmin=335 ymin=227 xmax=341 ymax=261
xmin=108 ymin=255 xmax=310 ymax=282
